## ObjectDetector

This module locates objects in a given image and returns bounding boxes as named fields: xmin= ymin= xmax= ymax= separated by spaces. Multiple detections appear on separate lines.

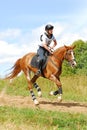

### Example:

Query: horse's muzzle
xmin=69 ymin=59 xmax=77 ymax=68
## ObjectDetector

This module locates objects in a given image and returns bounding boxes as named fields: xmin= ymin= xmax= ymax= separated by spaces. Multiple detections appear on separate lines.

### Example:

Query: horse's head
xmin=64 ymin=45 xmax=77 ymax=67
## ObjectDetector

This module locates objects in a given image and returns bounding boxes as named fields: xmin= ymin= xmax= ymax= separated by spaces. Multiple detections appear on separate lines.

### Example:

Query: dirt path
xmin=0 ymin=87 xmax=87 ymax=113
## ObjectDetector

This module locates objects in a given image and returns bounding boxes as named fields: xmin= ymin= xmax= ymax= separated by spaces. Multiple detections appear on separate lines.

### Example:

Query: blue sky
xmin=0 ymin=0 xmax=87 ymax=77
xmin=0 ymin=0 xmax=87 ymax=29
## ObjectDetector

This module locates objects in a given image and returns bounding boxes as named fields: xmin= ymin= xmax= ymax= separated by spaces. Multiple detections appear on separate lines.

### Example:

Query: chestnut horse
xmin=5 ymin=45 xmax=76 ymax=105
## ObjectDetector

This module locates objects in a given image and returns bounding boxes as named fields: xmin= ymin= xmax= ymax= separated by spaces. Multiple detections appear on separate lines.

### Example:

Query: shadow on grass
xmin=40 ymin=100 xmax=87 ymax=108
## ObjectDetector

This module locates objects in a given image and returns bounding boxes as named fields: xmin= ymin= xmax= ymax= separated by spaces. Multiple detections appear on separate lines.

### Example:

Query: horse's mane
xmin=54 ymin=46 xmax=66 ymax=54
xmin=54 ymin=45 xmax=73 ymax=54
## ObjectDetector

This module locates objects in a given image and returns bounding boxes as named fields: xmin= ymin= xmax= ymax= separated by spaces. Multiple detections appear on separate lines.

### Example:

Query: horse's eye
xmin=68 ymin=52 xmax=71 ymax=55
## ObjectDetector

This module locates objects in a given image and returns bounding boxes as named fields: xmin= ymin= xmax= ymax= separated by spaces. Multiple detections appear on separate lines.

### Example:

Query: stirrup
xmin=35 ymin=70 xmax=41 ymax=76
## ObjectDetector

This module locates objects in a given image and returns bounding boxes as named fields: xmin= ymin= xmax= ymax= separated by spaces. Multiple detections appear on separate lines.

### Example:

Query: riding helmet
xmin=45 ymin=24 xmax=54 ymax=31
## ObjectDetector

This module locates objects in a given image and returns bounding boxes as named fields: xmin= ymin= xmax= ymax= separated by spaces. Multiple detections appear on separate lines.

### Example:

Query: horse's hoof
xmin=49 ymin=91 xmax=54 ymax=96
xmin=34 ymin=99 xmax=39 ymax=105
xmin=57 ymin=96 xmax=62 ymax=103
xmin=58 ymin=99 xmax=62 ymax=103
xmin=38 ymin=91 xmax=42 ymax=97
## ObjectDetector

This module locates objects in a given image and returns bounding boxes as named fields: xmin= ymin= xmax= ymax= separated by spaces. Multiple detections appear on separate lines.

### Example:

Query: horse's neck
xmin=54 ymin=47 xmax=65 ymax=62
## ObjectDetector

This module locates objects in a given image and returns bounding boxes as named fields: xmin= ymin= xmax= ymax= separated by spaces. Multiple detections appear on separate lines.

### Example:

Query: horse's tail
xmin=5 ymin=58 xmax=21 ymax=79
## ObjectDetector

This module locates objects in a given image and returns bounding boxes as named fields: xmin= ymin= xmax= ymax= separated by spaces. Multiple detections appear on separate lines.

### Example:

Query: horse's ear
xmin=64 ymin=45 xmax=69 ymax=50
xmin=72 ymin=45 xmax=76 ymax=49
xmin=64 ymin=45 xmax=76 ymax=50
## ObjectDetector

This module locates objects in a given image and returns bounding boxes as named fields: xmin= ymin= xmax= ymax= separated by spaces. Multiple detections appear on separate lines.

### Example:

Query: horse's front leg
xmin=49 ymin=74 xmax=63 ymax=102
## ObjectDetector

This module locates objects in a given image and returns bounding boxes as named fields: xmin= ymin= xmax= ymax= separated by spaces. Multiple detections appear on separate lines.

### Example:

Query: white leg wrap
xmin=49 ymin=91 xmax=54 ymax=96
xmin=58 ymin=94 xmax=62 ymax=102
xmin=38 ymin=91 xmax=42 ymax=97
xmin=34 ymin=99 xmax=39 ymax=105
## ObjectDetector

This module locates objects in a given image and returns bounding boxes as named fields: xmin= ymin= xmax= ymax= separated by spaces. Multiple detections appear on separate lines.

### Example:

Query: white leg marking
xmin=58 ymin=94 xmax=62 ymax=102
xmin=49 ymin=91 xmax=54 ymax=96
xmin=38 ymin=91 xmax=42 ymax=97
xmin=34 ymin=99 xmax=39 ymax=105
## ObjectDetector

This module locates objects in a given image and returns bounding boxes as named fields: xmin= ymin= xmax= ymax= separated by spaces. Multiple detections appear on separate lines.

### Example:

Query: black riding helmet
xmin=45 ymin=24 xmax=54 ymax=31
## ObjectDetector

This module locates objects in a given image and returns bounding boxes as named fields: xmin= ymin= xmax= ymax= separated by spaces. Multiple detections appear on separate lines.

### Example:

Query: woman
xmin=36 ymin=24 xmax=57 ymax=75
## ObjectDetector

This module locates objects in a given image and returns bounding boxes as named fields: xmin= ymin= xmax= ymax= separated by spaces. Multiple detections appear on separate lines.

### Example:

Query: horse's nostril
xmin=72 ymin=64 xmax=75 ymax=67
xmin=72 ymin=62 xmax=77 ymax=67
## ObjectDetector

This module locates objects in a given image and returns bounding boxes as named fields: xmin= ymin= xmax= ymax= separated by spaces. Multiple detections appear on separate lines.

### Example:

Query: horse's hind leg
xmin=29 ymin=88 xmax=39 ymax=105
xmin=23 ymin=69 xmax=39 ymax=105
xmin=33 ymin=82 xmax=42 ymax=97
xmin=30 ymin=72 xmax=42 ymax=97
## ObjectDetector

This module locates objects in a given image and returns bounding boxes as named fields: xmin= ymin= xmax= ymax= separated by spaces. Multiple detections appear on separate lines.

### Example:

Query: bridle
xmin=52 ymin=49 xmax=76 ymax=66
xmin=64 ymin=49 xmax=76 ymax=66
xmin=49 ymin=48 xmax=76 ymax=69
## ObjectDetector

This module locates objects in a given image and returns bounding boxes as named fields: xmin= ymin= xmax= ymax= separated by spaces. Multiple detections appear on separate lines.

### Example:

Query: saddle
xmin=30 ymin=54 xmax=48 ymax=70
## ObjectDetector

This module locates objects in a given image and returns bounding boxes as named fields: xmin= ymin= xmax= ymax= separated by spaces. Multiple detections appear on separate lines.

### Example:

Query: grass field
xmin=0 ymin=74 xmax=87 ymax=130
xmin=1 ymin=74 xmax=87 ymax=102
xmin=0 ymin=106 xmax=87 ymax=130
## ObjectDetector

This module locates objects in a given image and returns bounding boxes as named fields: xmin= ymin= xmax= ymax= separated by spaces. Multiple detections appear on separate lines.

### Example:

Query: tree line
xmin=62 ymin=40 xmax=87 ymax=76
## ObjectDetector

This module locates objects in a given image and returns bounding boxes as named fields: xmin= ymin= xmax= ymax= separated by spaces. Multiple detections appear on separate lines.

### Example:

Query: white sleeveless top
xmin=39 ymin=33 xmax=56 ymax=47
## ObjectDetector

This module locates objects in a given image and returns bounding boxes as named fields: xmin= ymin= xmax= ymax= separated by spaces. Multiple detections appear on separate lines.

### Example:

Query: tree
xmin=62 ymin=40 xmax=87 ymax=76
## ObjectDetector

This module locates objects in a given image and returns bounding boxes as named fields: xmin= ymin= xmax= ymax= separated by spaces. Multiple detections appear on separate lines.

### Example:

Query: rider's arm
xmin=51 ymin=39 xmax=57 ymax=49
xmin=42 ymin=43 xmax=52 ymax=54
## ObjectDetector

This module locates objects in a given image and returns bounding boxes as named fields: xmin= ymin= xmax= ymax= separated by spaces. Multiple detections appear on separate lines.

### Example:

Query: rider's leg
xmin=36 ymin=46 xmax=45 ymax=75
xmin=35 ymin=58 xmax=43 ymax=76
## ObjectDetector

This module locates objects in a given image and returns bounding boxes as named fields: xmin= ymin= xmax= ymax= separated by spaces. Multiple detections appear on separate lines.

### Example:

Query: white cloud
xmin=52 ymin=22 xmax=67 ymax=37
xmin=0 ymin=40 xmax=37 ymax=64
xmin=0 ymin=29 xmax=21 ymax=39
xmin=0 ymin=41 xmax=21 ymax=56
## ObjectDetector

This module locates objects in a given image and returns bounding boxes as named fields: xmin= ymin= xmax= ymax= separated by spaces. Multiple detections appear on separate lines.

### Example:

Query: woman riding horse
xmin=36 ymin=24 xmax=57 ymax=75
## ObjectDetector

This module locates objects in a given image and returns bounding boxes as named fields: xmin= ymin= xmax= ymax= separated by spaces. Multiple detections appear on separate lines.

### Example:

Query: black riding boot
xmin=35 ymin=59 xmax=43 ymax=76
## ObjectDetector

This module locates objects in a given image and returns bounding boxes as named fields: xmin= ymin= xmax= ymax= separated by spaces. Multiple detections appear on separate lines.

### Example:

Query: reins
xmin=48 ymin=48 xmax=68 ymax=71
xmin=48 ymin=53 xmax=63 ymax=71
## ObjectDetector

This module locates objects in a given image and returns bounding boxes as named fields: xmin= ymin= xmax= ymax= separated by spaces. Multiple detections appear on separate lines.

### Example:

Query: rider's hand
xmin=49 ymin=49 xmax=54 ymax=55
xmin=50 ymin=51 xmax=53 ymax=55
xmin=50 ymin=46 xmax=54 ymax=49
xmin=49 ymin=47 xmax=54 ymax=53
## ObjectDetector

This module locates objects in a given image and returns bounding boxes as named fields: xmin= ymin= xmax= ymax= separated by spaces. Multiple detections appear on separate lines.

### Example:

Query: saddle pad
xmin=30 ymin=54 xmax=47 ymax=69
xmin=30 ymin=55 xmax=39 ymax=68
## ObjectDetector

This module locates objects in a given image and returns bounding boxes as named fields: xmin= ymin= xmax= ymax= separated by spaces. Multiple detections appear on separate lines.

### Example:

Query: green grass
xmin=0 ymin=78 xmax=7 ymax=91
xmin=0 ymin=106 xmax=87 ymax=130
xmin=0 ymin=75 xmax=87 ymax=130
xmin=1 ymin=74 xmax=87 ymax=102
xmin=61 ymin=75 xmax=87 ymax=102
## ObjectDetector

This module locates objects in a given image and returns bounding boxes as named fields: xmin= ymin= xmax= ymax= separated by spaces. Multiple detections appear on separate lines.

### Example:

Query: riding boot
xmin=35 ymin=69 xmax=41 ymax=76
xmin=35 ymin=59 xmax=42 ymax=76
